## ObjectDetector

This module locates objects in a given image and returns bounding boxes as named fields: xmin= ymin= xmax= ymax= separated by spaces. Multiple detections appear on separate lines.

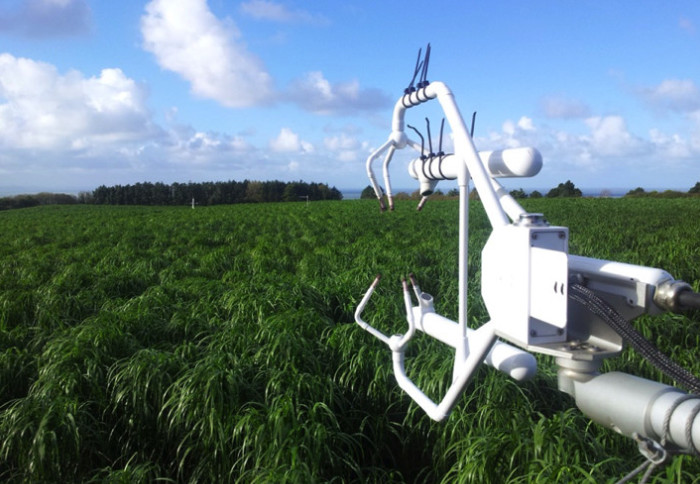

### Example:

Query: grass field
xmin=1 ymin=198 xmax=699 ymax=483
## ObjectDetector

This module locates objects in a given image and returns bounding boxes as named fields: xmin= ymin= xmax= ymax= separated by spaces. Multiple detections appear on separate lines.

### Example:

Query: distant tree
xmin=547 ymin=180 xmax=582 ymax=198
xmin=689 ymin=182 xmax=700 ymax=194
xmin=446 ymin=188 xmax=459 ymax=197
xmin=658 ymin=190 xmax=685 ymax=198
xmin=282 ymin=181 xmax=305 ymax=202
xmin=625 ymin=187 xmax=646 ymax=197
xmin=78 ymin=191 xmax=94 ymax=204
xmin=529 ymin=190 xmax=543 ymax=199
xmin=360 ymin=185 xmax=378 ymax=199
xmin=509 ymin=188 xmax=528 ymax=199
xmin=599 ymin=189 xmax=612 ymax=198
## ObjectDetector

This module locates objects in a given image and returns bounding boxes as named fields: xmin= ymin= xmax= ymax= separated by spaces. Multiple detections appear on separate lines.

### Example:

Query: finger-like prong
xmin=408 ymin=273 xmax=422 ymax=300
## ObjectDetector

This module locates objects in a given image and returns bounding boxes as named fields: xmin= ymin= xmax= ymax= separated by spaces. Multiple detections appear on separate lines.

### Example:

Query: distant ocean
xmin=341 ymin=190 xmax=363 ymax=200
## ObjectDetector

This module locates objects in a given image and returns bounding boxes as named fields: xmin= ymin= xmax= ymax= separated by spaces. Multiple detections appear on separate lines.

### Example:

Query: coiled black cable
xmin=569 ymin=282 xmax=700 ymax=394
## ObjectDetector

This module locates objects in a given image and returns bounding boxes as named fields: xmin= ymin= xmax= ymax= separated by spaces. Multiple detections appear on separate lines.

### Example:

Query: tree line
xmin=0 ymin=180 xmax=343 ymax=211
xmin=91 ymin=180 xmax=342 ymax=205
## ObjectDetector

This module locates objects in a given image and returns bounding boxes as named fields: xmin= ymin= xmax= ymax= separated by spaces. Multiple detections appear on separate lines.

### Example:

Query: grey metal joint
xmin=654 ymin=279 xmax=693 ymax=313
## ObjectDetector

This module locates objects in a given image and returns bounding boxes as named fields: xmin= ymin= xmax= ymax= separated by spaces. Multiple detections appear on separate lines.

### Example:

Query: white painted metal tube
xmin=354 ymin=275 xmax=392 ymax=345
xmin=569 ymin=255 xmax=673 ymax=287
xmin=365 ymin=139 xmax=394 ymax=209
xmin=456 ymin=167 xmax=469 ymax=368
xmin=569 ymin=254 xmax=674 ymax=315
xmin=573 ymin=372 xmax=700 ymax=455
xmin=413 ymin=311 xmax=537 ymax=381
xmin=382 ymin=145 xmax=396 ymax=210
xmin=391 ymin=321 xmax=499 ymax=421
xmin=489 ymin=177 xmax=527 ymax=223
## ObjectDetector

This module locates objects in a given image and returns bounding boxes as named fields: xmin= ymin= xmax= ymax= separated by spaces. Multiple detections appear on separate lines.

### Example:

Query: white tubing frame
xmin=358 ymin=82 xmax=533 ymax=421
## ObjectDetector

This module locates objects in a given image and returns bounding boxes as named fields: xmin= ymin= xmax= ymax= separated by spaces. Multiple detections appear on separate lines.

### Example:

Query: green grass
xmin=1 ymin=199 xmax=699 ymax=482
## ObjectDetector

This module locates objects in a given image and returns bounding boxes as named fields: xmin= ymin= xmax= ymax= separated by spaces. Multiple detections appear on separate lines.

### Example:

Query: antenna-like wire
xmin=425 ymin=118 xmax=433 ymax=156
xmin=418 ymin=43 xmax=431 ymax=88
xmin=407 ymin=124 xmax=426 ymax=159
xmin=405 ymin=47 xmax=424 ymax=94
xmin=438 ymin=118 xmax=445 ymax=155
xmin=470 ymin=111 xmax=477 ymax=137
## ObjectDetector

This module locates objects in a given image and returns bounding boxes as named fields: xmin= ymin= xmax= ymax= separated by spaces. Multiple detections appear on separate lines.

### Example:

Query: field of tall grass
xmin=1 ymin=198 xmax=699 ymax=482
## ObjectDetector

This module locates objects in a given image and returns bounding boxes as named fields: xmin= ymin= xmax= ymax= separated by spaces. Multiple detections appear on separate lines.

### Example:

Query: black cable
xmin=678 ymin=290 xmax=700 ymax=310
xmin=436 ymin=118 xmax=446 ymax=180
xmin=405 ymin=47 xmax=423 ymax=94
xmin=407 ymin=125 xmax=426 ymax=160
xmin=569 ymin=282 xmax=700 ymax=395
xmin=425 ymin=118 xmax=433 ymax=156
xmin=438 ymin=118 xmax=445 ymax=154
xmin=418 ymin=43 xmax=431 ymax=88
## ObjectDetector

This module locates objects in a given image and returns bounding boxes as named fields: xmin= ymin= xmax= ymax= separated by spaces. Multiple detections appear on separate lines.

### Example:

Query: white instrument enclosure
xmin=482 ymin=223 xmax=569 ymax=348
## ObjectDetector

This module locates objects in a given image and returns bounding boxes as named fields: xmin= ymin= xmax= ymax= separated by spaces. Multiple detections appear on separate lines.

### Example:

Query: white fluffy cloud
xmin=269 ymin=128 xmax=313 ymax=153
xmin=324 ymin=132 xmax=368 ymax=162
xmin=141 ymin=0 xmax=274 ymax=108
xmin=0 ymin=54 xmax=156 ymax=152
xmin=584 ymin=115 xmax=647 ymax=157
xmin=140 ymin=1 xmax=387 ymax=115
xmin=289 ymin=71 xmax=391 ymax=115
xmin=639 ymin=79 xmax=700 ymax=113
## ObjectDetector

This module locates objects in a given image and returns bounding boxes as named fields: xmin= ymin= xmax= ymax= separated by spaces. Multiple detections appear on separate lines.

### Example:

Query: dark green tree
xmin=546 ymin=180 xmax=582 ymax=198
xmin=360 ymin=185 xmax=378 ymax=199
xmin=625 ymin=187 xmax=646 ymax=197
xmin=509 ymin=188 xmax=528 ymax=199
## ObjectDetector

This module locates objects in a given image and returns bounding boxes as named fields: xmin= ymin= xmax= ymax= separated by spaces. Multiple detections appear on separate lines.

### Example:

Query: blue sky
xmin=1 ymin=0 xmax=699 ymax=196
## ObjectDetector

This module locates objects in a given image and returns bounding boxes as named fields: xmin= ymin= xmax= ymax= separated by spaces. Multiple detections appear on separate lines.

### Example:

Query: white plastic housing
xmin=412 ymin=308 xmax=537 ymax=381
xmin=482 ymin=224 xmax=569 ymax=348
xmin=481 ymin=147 xmax=543 ymax=178
xmin=408 ymin=148 xmax=543 ymax=185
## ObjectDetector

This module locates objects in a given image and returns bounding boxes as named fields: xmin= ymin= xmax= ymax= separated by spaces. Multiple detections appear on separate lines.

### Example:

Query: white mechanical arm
xmin=354 ymin=47 xmax=700 ymax=468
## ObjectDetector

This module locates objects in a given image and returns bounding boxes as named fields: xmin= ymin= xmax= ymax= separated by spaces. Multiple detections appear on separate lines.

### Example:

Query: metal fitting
xmin=653 ymin=279 xmax=693 ymax=313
